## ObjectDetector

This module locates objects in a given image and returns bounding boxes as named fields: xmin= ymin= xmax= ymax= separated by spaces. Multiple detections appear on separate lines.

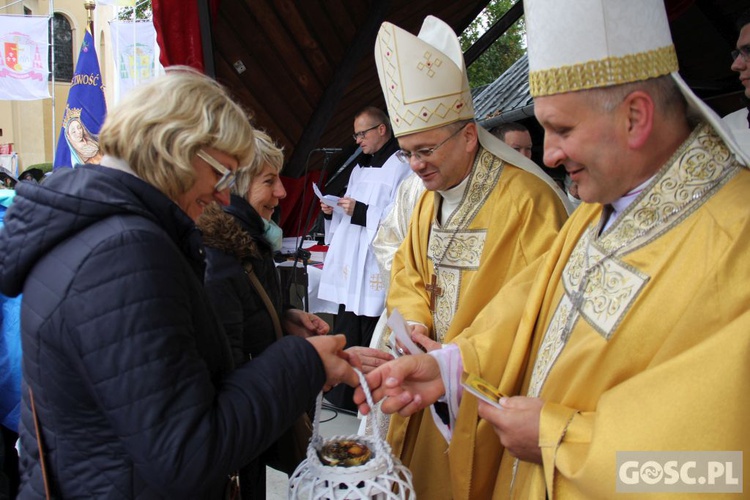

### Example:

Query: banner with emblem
xmin=0 ymin=15 xmax=50 ymax=100
xmin=53 ymin=29 xmax=107 ymax=169
xmin=110 ymin=20 xmax=162 ymax=103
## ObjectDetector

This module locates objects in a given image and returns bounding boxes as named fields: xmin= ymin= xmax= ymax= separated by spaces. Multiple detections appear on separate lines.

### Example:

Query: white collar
xmin=437 ymin=172 xmax=471 ymax=223
xmin=611 ymin=176 xmax=653 ymax=214
xmin=604 ymin=175 xmax=655 ymax=231
xmin=100 ymin=155 xmax=140 ymax=179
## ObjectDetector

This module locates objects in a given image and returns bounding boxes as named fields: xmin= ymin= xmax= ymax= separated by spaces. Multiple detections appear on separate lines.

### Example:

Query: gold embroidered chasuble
xmin=454 ymin=124 xmax=750 ymax=499
xmin=386 ymin=146 xmax=568 ymax=499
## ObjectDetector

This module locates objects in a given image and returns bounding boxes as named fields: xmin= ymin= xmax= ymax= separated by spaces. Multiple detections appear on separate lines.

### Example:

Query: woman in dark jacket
xmin=0 ymin=69 xmax=358 ymax=499
xmin=198 ymin=132 xmax=330 ymax=497
xmin=200 ymin=131 xmax=330 ymax=367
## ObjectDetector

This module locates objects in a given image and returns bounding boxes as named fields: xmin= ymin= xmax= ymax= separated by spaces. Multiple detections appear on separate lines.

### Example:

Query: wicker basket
xmin=288 ymin=370 xmax=415 ymax=499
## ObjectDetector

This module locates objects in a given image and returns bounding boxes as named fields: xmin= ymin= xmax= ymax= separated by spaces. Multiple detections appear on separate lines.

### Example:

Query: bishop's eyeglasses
xmin=395 ymin=124 xmax=466 ymax=163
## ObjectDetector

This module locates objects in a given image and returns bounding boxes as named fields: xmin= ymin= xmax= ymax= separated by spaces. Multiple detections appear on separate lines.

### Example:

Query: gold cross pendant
xmin=426 ymin=273 xmax=443 ymax=312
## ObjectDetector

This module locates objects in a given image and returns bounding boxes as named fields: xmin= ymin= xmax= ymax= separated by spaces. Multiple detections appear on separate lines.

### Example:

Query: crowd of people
xmin=1 ymin=0 xmax=749 ymax=498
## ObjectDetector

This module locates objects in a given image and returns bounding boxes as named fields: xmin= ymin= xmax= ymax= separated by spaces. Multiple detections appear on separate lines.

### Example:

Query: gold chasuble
xmin=386 ymin=146 xmax=568 ymax=499
xmin=456 ymin=124 xmax=750 ymax=499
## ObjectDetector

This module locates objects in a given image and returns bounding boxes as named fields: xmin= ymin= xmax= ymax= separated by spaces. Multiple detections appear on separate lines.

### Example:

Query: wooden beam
xmin=464 ymin=0 xmax=524 ymax=67
xmin=198 ymin=0 xmax=215 ymax=76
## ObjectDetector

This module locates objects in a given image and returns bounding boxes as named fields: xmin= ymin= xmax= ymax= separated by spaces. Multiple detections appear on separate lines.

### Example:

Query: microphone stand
xmin=291 ymin=149 xmax=338 ymax=311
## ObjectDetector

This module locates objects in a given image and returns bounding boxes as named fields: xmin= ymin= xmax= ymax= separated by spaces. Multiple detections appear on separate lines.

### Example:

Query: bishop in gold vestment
xmin=386 ymin=138 xmax=567 ymax=500
xmin=372 ymin=15 xmax=570 ymax=498
xmin=456 ymin=123 xmax=750 ymax=498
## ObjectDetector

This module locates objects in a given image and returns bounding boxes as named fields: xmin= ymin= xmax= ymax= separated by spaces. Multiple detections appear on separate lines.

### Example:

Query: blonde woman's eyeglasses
xmin=196 ymin=150 xmax=236 ymax=191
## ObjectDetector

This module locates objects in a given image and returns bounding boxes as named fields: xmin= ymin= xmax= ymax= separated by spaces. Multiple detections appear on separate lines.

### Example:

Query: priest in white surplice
xmin=319 ymin=106 xmax=411 ymax=411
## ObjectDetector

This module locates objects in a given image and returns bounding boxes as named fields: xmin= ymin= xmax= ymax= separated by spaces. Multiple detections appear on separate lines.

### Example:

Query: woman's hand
xmin=308 ymin=335 xmax=360 ymax=391
xmin=283 ymin=309 xmax=330 ymax=338
xmin=345 ymin=346 xmax=394 ymax=373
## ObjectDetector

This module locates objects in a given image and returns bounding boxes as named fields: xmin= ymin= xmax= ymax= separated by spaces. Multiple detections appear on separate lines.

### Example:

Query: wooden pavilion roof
xmin=205 ymin=0 xmax=748 ymax=180
xmin=209 ymin=1 xmax=493 ymax=178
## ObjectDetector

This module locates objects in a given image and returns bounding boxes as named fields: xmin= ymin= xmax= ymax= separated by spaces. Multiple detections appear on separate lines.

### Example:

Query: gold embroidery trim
xmin=428 ymin=146 xmax=502 ymax=340
xmin=529 ymin=45 xmax=678 ymax=97
xmin=527 ymin=123 xmax=740 ymax=398
xmin=446 ymin=146 xmax=504 ymax=226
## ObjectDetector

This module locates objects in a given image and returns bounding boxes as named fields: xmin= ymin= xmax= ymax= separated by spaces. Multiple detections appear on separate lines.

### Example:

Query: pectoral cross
xmin=425 ymin=273 xmax=443 ymax=312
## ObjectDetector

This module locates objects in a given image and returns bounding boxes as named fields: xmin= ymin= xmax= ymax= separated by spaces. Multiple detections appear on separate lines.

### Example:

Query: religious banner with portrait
xmin=53 ymin=29 xmax=107 ymax=169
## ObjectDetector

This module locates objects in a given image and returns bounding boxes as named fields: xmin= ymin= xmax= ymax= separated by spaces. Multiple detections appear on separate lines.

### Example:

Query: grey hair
xmin=582 ymin=75 xmax=688 ymax=118
xmin=355 ymin=106 xmax=391 ymax=135
xmin=445 ymin=119 xmax=476 ymax=133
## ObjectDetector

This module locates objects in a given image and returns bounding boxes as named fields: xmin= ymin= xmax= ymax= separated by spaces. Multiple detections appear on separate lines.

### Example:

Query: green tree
xmin=460 ymin=0 xmax=526 ymax=88
xmin=118 ymin=0 xmax=152 ymax=21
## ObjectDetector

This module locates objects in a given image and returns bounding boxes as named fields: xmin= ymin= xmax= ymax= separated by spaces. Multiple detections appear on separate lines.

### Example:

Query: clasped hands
xmin=306 ymin=335 xmax=394 ymax=393
xmin=311 ymin=329 xmax=543 ymax=464
xmin=352 ymin=328 xmax=544 ymax=464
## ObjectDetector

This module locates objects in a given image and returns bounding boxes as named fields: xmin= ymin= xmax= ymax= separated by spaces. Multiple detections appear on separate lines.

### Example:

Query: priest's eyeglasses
xmin=395 ymin=124 xmax=465 ymax=163
xmin=196 ymin=150 xmax=236 ymax=192
xmin=352 ymin=124 xmax=382 ymax=141
xmin=731 ymin=45 xmax=750 ymax=62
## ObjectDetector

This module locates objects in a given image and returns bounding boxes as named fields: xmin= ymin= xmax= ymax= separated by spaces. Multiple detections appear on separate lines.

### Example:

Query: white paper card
xmin=386 ymin=308 xmax=423 ymax=356
xmin=312 ymin=183 xmax=343 ymax=213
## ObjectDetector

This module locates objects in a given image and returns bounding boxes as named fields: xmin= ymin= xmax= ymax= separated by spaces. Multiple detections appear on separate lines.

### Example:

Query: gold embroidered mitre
xmin=375 ymin=16 xmax=474 ymax=138
xmin=524 ymin=0 xmax=749 ymax=166
xmin=525 ymin=0 xmax=677 ymax=97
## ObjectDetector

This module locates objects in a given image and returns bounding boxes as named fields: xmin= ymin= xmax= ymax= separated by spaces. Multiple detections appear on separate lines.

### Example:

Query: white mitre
xmin=375 ymin=16 xmax=474 ymax=138
xmin=524 ymin=0 xmax=748 ymax=166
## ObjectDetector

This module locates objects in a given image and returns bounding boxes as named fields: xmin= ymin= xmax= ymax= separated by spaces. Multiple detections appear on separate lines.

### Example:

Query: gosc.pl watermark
xmin=616 ymin=451 xmax=742 ymax=493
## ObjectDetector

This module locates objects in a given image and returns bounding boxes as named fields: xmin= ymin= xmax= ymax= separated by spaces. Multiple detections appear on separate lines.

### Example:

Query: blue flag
xmin=53 ymin=29 xmax=107 ymax=169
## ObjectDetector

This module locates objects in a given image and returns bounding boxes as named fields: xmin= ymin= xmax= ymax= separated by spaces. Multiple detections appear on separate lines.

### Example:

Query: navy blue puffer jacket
xmin=0 ymin=166 xmax=325 ymax=498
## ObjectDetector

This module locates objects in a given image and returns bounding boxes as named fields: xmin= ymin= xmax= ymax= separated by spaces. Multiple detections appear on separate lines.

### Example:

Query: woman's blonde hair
xmin=232 ymin=129 xmax=284 ymax=198
xmin=99 ymin=66 xmax=255 ymax=201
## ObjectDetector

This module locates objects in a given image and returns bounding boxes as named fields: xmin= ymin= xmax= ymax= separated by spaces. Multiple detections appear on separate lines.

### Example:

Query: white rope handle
xmin=311 ymin=369 xmax=392 ymax=467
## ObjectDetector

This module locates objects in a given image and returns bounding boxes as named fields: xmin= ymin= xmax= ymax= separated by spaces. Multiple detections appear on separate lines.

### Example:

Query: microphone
xmin=314 ymin=148 xmax=343 ymax=154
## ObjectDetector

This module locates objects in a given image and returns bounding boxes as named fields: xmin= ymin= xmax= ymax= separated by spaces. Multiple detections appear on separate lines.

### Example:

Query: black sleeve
xmin=433 ymin=402 xmax=450 ymax=426
xmin=351 ymin=201 xmax=368 ymax=226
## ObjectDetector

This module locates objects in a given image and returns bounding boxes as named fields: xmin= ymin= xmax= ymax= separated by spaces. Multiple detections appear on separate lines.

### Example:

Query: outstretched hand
xmin=283 ymin=309 xmax=330 ymax=338
xmin=353 ymin=353 xmax=445 ymax=417
xmin=307 ymin=334 xmax=361 ymax=391
xmin=345 ymin=346 xmax=393 ymax=373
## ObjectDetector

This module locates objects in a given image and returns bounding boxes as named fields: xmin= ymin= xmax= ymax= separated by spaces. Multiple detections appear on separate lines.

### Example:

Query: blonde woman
xmin=0 ymin=68 xmax=357 ymax=498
